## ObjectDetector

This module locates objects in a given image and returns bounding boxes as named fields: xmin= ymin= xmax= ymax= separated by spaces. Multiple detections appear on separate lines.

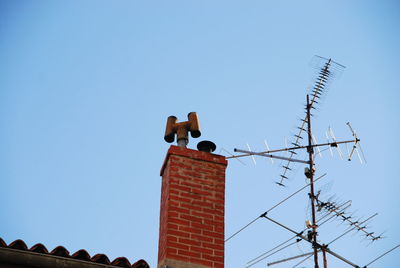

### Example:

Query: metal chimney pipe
xmin=197 ymin=140 xmax=216 ymax=153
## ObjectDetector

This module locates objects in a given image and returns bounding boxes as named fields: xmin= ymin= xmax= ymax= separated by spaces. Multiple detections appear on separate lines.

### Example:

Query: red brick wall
xmin=158 ymin=146 xmax=228 ymax=268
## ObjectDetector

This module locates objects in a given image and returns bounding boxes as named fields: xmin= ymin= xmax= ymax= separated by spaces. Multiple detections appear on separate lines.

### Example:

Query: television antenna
xmin=225 ymin=56 xmax=399 ymax=268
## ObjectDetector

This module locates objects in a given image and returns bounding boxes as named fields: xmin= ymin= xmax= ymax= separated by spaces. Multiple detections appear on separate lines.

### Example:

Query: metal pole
xmin=307 ymin=94 xmax=319 ymax=268
xmin=322 ymin=246 xmax=328 ymax=268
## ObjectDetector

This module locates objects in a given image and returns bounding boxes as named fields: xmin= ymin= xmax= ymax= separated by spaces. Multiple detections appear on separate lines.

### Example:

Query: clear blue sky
xmin=1 ymin=1 xmax=399 ymax=267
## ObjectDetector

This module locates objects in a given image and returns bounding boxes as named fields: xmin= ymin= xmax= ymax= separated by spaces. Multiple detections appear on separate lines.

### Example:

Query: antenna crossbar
xmin=233 ymin=148 xmax=310 ymax=164
xmin=227 ymin=139 xmax=357 ymax=160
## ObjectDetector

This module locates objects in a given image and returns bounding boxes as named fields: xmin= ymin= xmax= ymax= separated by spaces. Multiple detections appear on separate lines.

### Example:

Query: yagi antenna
xmin=224 ymin=56 xmax=396 ymax=268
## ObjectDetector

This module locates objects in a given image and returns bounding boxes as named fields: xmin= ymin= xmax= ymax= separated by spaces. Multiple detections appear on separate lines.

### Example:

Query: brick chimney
xmin=158 ymin=145 xmax=228 ymax=268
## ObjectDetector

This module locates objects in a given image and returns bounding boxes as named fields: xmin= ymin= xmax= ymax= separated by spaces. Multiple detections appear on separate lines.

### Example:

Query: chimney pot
xmin=197 ymin=140 xmax=216 ymax=153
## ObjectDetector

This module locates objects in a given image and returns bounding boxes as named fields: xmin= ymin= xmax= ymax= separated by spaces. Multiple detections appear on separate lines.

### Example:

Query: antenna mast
xmin=306 ymin=94 xmax=319 ymax=268
xmin=306 ymin=58 xmax=333 ymax=267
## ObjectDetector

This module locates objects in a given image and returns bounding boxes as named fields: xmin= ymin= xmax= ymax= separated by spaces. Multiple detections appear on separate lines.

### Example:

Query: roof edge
xmin=0 ymin=247 xmax=148 ymax=268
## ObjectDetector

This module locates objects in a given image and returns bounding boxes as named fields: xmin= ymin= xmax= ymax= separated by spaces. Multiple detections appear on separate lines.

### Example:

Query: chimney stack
xmin=158 ymin=145 xmax=227 ymax=268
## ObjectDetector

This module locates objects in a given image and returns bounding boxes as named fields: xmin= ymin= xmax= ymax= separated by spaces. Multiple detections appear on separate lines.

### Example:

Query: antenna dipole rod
xmin=307 ymin=94 xmax=319 ymax=268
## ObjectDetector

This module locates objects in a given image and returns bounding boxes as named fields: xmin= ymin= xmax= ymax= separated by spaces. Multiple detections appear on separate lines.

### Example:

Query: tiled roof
xmin=0 ymin=238 xmax=149 ymax=268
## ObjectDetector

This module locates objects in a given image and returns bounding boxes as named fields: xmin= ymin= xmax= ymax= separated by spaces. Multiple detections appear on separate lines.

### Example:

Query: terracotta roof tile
xmin=91 ymin=253 xmax=111 ymax=264
xmin=30 ymin=243 xmax=49 ymax=254
xmin=111 ymin=257 xmax=131 ymax=267
xmin=132 ymin=259 xmax=150 ymax=268
xmin=50 ymin=245 xmax=70 ymax=257
xmin=9 ymin=239 xmax=28 ymax=250
xmin=0 ymin=238 xmax=148 ymax=267
xmin=71 ymin=249 xmax=91 ymax=261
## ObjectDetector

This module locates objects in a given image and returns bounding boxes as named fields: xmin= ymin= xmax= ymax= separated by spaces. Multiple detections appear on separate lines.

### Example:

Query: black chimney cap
xmin=197 ymin=140 xmax=216 ymax=153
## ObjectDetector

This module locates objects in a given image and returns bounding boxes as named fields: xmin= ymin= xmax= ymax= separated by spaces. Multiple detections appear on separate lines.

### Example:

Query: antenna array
xmin=225 ymin=56 xmax=398 ymax=268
